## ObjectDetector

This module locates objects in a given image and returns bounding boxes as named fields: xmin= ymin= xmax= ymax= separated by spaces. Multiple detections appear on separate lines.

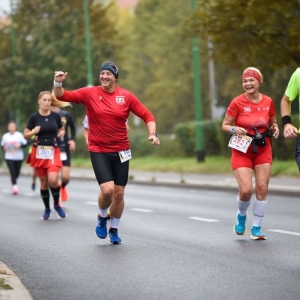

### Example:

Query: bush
xmin=129 ymin=129 xmax=184 ymax=158
xmin=71 ymin=115 xmax=300 ymax=161
xmin=174 ymin=120 xmax=231 ymax=158
xmin=72 ymin=135 xmax=89 ymax=159
xmin=173 ymin=116 xmax=299 ymax=160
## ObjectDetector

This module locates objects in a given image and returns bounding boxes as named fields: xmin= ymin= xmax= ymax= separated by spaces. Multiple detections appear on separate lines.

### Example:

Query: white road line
xmin=86 ymin=201 xmax=98 ymax=206
xmin=131 ymin=208 xmax=153 ymax=213
xmin=268 ymin=229 xmax=300 ymax=236
xmin=188 ymin=216 xmax=219 ymax=223
xmin=24 ymin=192 xmax=38 ymax=197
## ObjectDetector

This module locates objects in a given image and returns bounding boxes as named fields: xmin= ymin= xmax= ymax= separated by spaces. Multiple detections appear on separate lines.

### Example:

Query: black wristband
xmin=282 ymin=115 xmax=292 ymax=127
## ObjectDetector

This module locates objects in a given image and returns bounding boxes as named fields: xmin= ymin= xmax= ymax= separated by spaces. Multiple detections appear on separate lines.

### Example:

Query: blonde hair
xmin=243 ymin=67 xmax=263 ymax=84
xmin=51 ymin=91 xmax=72 ymax=108
xmin=38 ymin=91 xmax=51 ymax=100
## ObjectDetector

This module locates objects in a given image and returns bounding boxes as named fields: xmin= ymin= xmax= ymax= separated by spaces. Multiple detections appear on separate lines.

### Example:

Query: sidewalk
xmin=0 ymin=166 xmax=299 ymax=300
xmin=0 ymin=262 xmax=33 ymax=300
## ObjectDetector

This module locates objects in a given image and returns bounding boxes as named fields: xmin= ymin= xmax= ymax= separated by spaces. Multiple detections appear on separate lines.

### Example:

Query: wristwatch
xmin=150 ymin=132 xmax=158 ymax=137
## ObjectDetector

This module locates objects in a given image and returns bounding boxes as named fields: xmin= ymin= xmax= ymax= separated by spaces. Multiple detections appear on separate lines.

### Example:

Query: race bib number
xmin=228 ymin=135 xmax=253 ymax=153
xmin=60 ymin=152 xmax=67 ymax=161
xmin=6 ymin=144 xmax=15 ymax=153
xmin=118 ymin=149 xmax=132 ymax=163
xmin=36 ymin=146 xmax=54 ymax=159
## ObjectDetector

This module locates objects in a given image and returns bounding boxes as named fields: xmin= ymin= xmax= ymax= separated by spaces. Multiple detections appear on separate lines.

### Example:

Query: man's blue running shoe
xmin=54 ymin=205 xmax=66 ymax=219
xmin=233 ymin=213 xmax=247 ymax=235
xmin=95 ymin=215 xmax=107 ymax=239
xmin=41 ymin=208 xmax=51 ymax=220
xmin=109 ymin=228 xmax=122 ymax=244
xmin=250 ymin=226 xmax=266 ymax=240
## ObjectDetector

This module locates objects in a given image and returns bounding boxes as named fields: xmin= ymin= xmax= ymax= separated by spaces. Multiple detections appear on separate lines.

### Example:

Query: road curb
xmin=127 ymin=179 xmax=300 ymax=198
xmin=0 ymin=168 xmax=299 ymax=198
xmin=0 ymin=261 xmax=33 ymax=300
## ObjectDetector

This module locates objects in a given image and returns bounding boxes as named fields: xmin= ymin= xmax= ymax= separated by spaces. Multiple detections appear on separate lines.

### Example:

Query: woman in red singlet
xmin=222 ymin=67 xmax=280 ymax=240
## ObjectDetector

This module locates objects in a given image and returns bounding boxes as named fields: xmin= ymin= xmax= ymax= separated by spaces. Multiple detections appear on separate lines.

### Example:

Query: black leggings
xmin=90 ymin=152 xmax=129 ymax=186
xmin=5 ymin=159 xmax=23 ymax=185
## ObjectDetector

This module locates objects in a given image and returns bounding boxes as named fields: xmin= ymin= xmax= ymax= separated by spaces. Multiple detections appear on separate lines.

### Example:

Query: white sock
xmin=110 ymin=217 xmax=120 ymax=229
xmin=253 ymin=198 xmax=267 ymax=227
xmin=99 ymin=207 xmax=108 ymax=218
xmin=237 ymin=196 xmax=251 ymax=216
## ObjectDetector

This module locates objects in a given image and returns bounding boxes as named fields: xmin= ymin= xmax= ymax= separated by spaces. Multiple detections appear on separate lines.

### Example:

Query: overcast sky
xmin=0 ymin=0 xmax=11 ymax=16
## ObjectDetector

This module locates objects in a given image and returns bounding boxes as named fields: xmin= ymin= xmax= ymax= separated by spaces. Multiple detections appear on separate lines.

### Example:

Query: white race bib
xmin=118 ymin=149 xmax=132 ymax=163
xmin=36 ymin=146 xmax=54 ymax=159
xmin=60 ymin=152 xmax=67 ymax=161
xmin=228 ymin=135 xmax=253 ymax=153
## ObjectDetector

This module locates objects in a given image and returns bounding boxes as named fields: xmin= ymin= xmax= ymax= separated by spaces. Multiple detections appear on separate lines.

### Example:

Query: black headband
xmin=100 ymin=62 xmax=118 ymax=79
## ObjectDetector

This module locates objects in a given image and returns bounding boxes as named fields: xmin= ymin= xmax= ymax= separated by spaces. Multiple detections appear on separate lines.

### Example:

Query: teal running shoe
xmin=250 ymin=226 xmax=266 ymax=240
xmin=233 ymin=213 xmax=247 ymax=235
xmin=95 ymin=215 xmax=107 ymax=239
xmin=109 ymin=228 xmax=122 ymax=244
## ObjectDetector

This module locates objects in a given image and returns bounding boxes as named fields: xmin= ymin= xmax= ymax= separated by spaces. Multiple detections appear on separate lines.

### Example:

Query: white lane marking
xmin=86 ymin=201 xmax=98 ymax=206
xmin=188 ymin=216 xmax=219 ymax=223
xmin=268 ymin=229 xmax=300 ymax=236
xmin=24 ymin=192 xmax=39 ymax=197
xmin=131 ymin=208 xmax=153 ymax=213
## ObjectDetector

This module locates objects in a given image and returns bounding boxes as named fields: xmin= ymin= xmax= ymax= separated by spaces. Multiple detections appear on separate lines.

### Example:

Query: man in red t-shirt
xmin=53 ymin=61 xmax=160 ymax=244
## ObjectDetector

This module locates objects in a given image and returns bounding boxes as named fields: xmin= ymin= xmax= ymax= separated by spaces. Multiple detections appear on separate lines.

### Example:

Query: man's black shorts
xmin=90 ymin=152 xmax=129 ymax=186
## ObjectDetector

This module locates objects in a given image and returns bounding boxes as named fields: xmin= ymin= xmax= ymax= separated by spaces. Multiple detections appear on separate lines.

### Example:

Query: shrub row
xmin=0 ymin=117 xmax=297 ymax=164
xmin=128 ymin=117 xmax=299 ymax=160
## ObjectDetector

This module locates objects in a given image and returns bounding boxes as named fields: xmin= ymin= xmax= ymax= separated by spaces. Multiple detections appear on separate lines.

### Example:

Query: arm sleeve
xmin=19 ymin=132 xmax=28 ymax=146
xmin=26 ymin=114 xmax=35 ymax=130
xmin=67 ymin=113 xmax=76 ymax=140
xmin=56 ymin=87 xmax=92 ymax=104
xmin=56 ymin=114 xmax=63 ymax=129
xmin=285 ymin=68 xmax=300 ymax=101
xmin=129 ymin=93 xmax=155 ymax=124
xmin=1 ymin=134 xmax=6 ymax=147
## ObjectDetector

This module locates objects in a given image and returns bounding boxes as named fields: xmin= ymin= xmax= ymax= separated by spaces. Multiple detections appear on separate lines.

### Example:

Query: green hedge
xmin=129 ymin=129 xmax=185 ymax=158
xmin=173 ymin=116 xmax=299 ymax=160
xmin=72 ymin=135 xmax=90 ymax=159
xmin=26 ymin=116 xmax=298 ymax=161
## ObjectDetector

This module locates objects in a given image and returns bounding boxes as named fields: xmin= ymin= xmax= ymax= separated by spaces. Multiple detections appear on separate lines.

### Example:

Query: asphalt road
xmin=0 ymin=175 xmax=300 ymax=300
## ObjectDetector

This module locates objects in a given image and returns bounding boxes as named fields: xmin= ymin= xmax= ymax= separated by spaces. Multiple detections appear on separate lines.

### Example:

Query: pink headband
xmin=243 ymin=70 xmax=262 ymax=83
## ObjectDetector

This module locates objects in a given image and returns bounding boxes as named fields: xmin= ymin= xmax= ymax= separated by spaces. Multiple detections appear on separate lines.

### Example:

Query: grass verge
xmin=72 ymin=156 xmax=300 ymax=177
xmin=0 ymin=278 xmax=13 ymax=290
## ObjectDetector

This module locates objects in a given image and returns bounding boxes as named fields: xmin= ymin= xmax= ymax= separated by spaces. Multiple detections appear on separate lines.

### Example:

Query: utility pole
xmin=191 ymin=0 xmax=205 ymax=162
xmin=83 ymin=0 xmax=93 ymax=86
xmin=10 ymin=0 xmax=20 ymax=127
xmin=207 ymin=36 xmax=217 ymax=120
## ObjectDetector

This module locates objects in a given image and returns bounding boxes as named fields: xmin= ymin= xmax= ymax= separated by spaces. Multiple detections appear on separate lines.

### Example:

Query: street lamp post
xmin=83 ymin=0 xmax=93 ymax=86
xmin=191 ymin=0 xmax=205 ymax=162
xmin=10 ymin=0 xmax=21 ymax=127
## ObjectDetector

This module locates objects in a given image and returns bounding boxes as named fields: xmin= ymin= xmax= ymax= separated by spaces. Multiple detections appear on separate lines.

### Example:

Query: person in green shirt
xmin=281 ymin=68 xmax=300 ymax=169
xmin=281 ymin=68 xmax=300 ymax=137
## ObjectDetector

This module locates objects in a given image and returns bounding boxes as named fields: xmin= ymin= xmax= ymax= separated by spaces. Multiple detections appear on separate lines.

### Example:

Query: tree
xmin=120 ymin=0 xmax=213 ymax=133
xmin=0 ymin=0 xmax=119 ymax=129
xmin=187 ymin=0 xmax=300 ymax=71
